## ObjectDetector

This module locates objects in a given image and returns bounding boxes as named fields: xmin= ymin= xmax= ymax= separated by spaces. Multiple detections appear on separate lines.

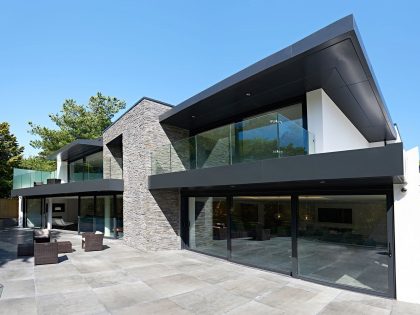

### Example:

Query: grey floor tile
xmin=319 ymin=301 xmax=391 ymax=315
xmin=218 ymin=275 xmax=284 ymax=299
xmin=0 ymin=279 xmax=35 ymax=299
xmin=226 ymin=300 xmax=284 ymax=315
xmin=35 ymin=274 xmax=91 ymax=295
xmin=256 ymin=285 xmax=318 ymax=309
xmin=125 ymin=263 xmax=180 ymax=281
xmin=112 ymin=298 xmax=193 ymax=315
xmin=0 ymin=296 xmax=37 ymax=315
xmin=83 ymin=269 xmax=138 ymax=289
xmin=0 ymin=266 xmax=33 ymax=282
xmin=93 ymin=281 xmax=162 ymax=311
xmin=36 ymin=290 xmax=109 ymax=315
xmin=170 ymin=285 xmax=250 ymax=315
xmin=144 ymin=273 xmax=209 ymax=298
xmin=392 ymin=300 xmax=420 ymax=315
xmin=34 ymin=263 xmax=79 ymax=279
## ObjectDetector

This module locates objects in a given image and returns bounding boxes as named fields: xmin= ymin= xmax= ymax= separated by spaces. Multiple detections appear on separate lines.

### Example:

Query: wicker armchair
xmin=82 ymin=232 xmax=104 ymax=252
xmin=33 ymin=229 xmax=51 ymax=243
xmin=34 ymin=242 xmax=58 ymax=265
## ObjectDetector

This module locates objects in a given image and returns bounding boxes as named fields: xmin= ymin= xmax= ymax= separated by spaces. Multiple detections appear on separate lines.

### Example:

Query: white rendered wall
xmin=306 ymin=89 xmax=370 ymax=153
xmin=394 ymin=146 xmax=420 ymax=303
xmin=18 ymin=196 xmax=23 ymax=228
xmin=56 ymin=155 xmax=68 ymax=183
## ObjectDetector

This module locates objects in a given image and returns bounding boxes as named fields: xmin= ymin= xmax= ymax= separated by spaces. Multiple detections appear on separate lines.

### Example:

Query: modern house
xmin=11 ymin=15 xmax=420 ymax=303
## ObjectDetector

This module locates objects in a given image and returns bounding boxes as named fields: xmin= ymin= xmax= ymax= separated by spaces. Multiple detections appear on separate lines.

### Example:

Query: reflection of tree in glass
xmin=278 ymin=143 xmax=306 ymax=156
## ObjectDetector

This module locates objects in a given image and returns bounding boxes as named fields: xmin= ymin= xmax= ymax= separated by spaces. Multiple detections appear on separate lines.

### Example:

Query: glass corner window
xmin=68 ymin=151 xmax=104 ymax=182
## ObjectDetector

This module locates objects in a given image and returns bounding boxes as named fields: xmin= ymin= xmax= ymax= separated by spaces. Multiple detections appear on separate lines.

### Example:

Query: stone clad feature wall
xmin=103 ymin=98 xmax=188 ymax=251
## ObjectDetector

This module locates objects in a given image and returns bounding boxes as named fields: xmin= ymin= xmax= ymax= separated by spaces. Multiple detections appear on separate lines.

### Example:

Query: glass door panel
xmin=188 ymin=196 xmax=228 ymax=258
xmin=231 ymin=196 xmax=292 ymax=273
xmin=26 ymin=198 xmax=42 ymax=228
xmin=115 ymin=195 xmax=124 ymax=238
xmin=298 ymin=195 xmax=389 ymax=293
xmin=96 ymin=195 xmax=113 ymax=236
xmin=79 ymin=196 xmax=94 ymax=232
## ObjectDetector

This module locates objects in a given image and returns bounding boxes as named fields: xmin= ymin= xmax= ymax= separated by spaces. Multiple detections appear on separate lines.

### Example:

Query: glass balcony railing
xmin=13 ymin=168 xmax=57 ymax=189
xmin=13 ymin=158 xmax=123 ymax=189
xmin=151 ymin=111 xmax=315 ymax=175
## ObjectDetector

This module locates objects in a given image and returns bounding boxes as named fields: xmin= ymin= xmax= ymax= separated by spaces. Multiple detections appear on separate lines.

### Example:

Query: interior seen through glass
xmin=187 ymin=194 xmax=390 ymax=294
xmin=231 ymin=196 xmax=292 ymax=272
xmin=298 ymin=195 xmax=389 ymax=293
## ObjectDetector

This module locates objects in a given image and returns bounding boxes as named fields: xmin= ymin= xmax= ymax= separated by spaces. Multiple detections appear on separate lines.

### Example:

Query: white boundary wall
xmin=394 ymin=146 xmax=420 ymax=303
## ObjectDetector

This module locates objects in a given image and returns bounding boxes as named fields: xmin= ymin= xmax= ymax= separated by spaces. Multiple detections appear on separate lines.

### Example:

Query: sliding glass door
xmin=188 ymin=196 xmax=228 ymax=258
xmin=184 ymin=191 xmax=394 ymax=296
xmin=231 ymin=196 xmax=292 ymax=273
xmin=26 ymin=198 xmax=43 ymax=228
xmin=297 ymin=195 xmax=391 ymax=294
xmin=79 ymin=196 xmax=95 ymax=232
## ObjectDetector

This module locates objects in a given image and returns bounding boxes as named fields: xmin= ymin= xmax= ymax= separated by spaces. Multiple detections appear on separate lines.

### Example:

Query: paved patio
xmin=1 ymin=228 xmax=420 ymax=315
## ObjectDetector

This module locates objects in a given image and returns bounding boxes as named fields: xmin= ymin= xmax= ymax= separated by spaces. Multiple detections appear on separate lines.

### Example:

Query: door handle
xmin=388 ymin=242 xmax=392 ymax=257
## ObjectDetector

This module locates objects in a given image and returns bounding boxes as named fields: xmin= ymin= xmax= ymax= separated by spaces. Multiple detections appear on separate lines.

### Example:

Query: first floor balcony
xmin=152 ymin=110 xmax=315 ymax=175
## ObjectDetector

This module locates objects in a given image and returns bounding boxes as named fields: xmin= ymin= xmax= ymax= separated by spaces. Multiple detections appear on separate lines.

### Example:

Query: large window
xmin=85 ymin=151 xmax=103 ymax=180
xmin=298 ymin=195 xmax=389 ymax=293
xmin=188 ymin=196 xmax=228 ymax=258
xmin=68 ymin=151 xmax=103 ymax=182
xmin=185 ymin=192 xmax=393 ymax=296
xmin=231 ymin=196 xmax=292 ymax=272
xmin=79 ymin=196 xmax=95 ymax=232
xmin=26 ymin=198 xmax=43 ymax=228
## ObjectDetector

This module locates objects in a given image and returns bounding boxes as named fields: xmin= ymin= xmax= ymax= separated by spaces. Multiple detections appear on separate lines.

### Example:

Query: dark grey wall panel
xmin=11 ymin=179 xmax=124 ymax=197
xmin=48 ymin=138 xmax=103 ymax=161
xmin=148 ymin=143 xmax=404 ymax=190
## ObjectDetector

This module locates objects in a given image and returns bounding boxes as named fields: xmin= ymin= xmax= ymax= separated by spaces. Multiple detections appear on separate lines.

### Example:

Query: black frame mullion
xmin=291 ymin=194 xmax=298 ymax=277
xmin=387 ymin=190 xmax=396 ymax=298
xmin=227 ymin=196 xmax=233 ymax=260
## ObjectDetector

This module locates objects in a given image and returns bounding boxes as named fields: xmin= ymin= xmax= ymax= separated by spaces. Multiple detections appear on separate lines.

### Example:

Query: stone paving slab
xmin=1 ymin=227 xmax=420 ymax=315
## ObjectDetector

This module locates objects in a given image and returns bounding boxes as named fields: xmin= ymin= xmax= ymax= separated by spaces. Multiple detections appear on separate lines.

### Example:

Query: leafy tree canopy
xmin=29 ymin=92 xmax=126 ymax=158
xmin=0 ymin=122 xmax=24 ymax=197
xmin=19 ymin=156 xmax=56 ymax=172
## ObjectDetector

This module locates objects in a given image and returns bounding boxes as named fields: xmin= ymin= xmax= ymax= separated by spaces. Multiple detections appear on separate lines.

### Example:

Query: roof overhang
xmin=160 ymin=15 xmax=396 ymax=142
xmin=48 ymin=138 xmax=103 ymax=161
xmin=11 ymin=179 xmax=123 ymax=198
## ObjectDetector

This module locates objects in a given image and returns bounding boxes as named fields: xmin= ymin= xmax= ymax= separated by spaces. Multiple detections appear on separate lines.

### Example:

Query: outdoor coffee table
xmin=17 ymin=243 xmax=34 ymax=256
xmin=54 ymin=240 xmax=72 ymax=253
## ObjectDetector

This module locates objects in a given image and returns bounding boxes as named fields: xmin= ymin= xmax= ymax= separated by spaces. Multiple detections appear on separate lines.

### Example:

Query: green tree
xmin=29 ymin=92 xmax=126 ymax=158
xmin=0 ymin=122 xmax=24 ymax=197
xmin=19 ymin=156 xmax=56 ymax=172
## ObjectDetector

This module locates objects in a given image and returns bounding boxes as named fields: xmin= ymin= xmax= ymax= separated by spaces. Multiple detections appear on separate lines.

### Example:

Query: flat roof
xmin=160 ymin=15 xmax=396 ymax=142
xmin=48 ymin=138 xmax=103 ymax=161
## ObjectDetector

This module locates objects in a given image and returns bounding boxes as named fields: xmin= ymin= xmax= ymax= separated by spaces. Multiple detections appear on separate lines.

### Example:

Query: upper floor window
xmin=68 ymin=151 xmax=103 ymax=182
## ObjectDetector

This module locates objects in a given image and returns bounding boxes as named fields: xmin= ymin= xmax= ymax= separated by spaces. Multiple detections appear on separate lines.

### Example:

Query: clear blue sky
xmin=1 ymin=1 xmax=419 ymax=156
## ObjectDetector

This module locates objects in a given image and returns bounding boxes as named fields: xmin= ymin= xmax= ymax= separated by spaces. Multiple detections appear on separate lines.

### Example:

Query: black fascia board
xmin=47 ymin=138 xmax=103 ymax=161
xmin=11 ymin=179 xmax=123 ymax=198
xmin=159 ymin=15 xmax=396 ymax=142
xmin=148 ymin=143 xmax=404 ymax=190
